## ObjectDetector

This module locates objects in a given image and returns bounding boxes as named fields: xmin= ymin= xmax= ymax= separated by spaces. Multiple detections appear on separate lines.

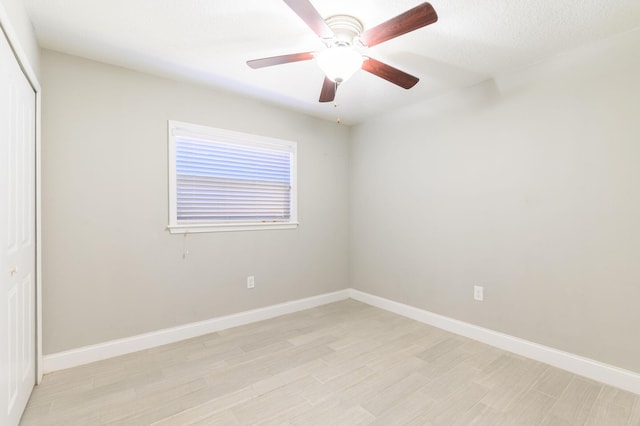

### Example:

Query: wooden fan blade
xmin=247 ymin=52 xmax=314 ymax=69
xmin=283 ymin=0 xmax=334 ymax=39
xmin=319 ymin=77 xmax=336 ymax=102
xmin=362 ymin=57 xmax=419 ymax=89
xmin=359 ymin=2 xmax=438 ymax=48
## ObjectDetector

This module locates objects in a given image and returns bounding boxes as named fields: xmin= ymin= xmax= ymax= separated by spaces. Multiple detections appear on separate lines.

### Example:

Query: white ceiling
xmin=24 ymin=0 xmax=640 ymax=124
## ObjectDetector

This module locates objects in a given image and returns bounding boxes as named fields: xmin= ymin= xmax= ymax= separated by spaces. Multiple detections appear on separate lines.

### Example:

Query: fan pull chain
xmin=334 ymin=81 xmax=341 ymax=124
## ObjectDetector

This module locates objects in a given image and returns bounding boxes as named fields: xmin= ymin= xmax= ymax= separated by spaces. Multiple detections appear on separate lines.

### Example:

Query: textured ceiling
xmin=24 ymin=0 xmax=640 ymax=124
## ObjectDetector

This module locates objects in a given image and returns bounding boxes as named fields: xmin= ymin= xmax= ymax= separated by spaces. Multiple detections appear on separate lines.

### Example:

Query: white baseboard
xmin=43 ymin=287 xmax=640 ymax=396
xmin=348 ymin=289 xmax=640 ymax=396
xmin=43 ymin=289 xmax=350 ymax=373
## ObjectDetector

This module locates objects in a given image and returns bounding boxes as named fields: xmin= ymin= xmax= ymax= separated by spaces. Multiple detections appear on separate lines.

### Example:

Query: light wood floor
xmin=21 ymin=300 xmax=640 ymax=425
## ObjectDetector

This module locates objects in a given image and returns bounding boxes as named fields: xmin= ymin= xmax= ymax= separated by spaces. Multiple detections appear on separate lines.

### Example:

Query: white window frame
xmin=168 ymin=120 xmax=298 ymax=233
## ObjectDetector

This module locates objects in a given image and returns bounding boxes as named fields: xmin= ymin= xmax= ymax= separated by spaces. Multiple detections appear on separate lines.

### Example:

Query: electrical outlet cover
xmin=474 ymin=285 xmax=484 ymax=301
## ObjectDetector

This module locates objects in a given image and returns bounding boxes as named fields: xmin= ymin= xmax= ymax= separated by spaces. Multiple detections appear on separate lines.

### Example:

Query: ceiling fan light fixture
xmin=316 ymin=45 xmax=363 ymax=83
xmin=247 ymin=2 xmax=438 ymax=103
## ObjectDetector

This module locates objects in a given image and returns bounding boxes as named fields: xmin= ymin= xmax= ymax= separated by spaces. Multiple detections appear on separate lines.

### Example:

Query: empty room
xmin=1 ymin=0 xmax=640 ymax=424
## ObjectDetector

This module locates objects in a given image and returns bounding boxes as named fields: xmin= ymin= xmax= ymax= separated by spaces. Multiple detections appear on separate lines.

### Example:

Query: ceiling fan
xmin=247 ymin=0 xmax=438 ymax=102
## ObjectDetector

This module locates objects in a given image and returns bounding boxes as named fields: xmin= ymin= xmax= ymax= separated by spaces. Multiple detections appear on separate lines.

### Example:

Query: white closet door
xmin=0 ymin=28 xmax=37 ymax=426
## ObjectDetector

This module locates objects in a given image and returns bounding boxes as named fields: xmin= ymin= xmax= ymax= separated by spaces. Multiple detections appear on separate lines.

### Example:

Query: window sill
xmin=168 ymin=222 xmax=299 ymax=234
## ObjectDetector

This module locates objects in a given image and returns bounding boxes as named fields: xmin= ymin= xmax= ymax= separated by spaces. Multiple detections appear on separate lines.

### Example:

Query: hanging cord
xmin=182 ymin=233 xmax=189 ymax=259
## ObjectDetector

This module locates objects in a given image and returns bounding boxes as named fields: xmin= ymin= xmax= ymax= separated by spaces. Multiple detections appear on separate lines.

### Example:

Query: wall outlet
xmin=247 ymin=275 xmax=255 ymax=289
xmin=474 ymin=285 xmax=484 ymax=301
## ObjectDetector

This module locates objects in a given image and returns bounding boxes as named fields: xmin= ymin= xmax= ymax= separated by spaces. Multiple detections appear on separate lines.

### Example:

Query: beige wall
xmin=41 ymin=26 xmax=640 ymax=377
xmin=0 ymin=0 xmax=39 ymax=76
xmin=41 ymin=50 xmax=350 ymax=354
xmin=350 ymin=29 xmax=640 ymax=373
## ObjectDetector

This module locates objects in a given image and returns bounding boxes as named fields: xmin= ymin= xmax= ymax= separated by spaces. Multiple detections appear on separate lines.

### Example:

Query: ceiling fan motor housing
xmin=324 ymin=15 xmax=364 ymax=47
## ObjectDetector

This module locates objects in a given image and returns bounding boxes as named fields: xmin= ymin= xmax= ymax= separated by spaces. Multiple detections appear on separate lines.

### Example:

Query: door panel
xmin=1 ymin=27 xmax=37 ymax=426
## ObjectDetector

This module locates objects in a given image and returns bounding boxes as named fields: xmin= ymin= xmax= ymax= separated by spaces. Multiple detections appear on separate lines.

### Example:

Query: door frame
xmin=0 ymin=4 xmax=43 ymax=384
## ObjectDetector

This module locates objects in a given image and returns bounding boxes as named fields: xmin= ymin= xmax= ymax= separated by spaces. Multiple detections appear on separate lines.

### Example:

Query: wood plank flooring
xmin=20 ymin=300 xmax=640 ymax=425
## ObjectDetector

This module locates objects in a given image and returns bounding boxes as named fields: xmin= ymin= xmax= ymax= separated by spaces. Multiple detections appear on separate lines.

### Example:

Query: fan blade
xmin=247 ymin=52 xmax=315 ymax=69
xmin=362 ymin=57 xmax=419 ymax=89
xmin=359 ymin=2 xmax=438 ymax=48
xmin=319 ymin=77 xmax=336 ymax=102
xmin=283 ymin=0 xmax=334 ymax=39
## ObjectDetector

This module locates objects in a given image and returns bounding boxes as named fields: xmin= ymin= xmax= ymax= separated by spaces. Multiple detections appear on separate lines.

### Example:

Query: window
xmin=168 ymin=120 xmax=297 ymax=233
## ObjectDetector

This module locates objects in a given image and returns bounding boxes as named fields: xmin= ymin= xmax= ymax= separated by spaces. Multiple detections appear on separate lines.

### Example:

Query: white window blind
xmin=168 ymin=121 xmax=297 ymax=233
